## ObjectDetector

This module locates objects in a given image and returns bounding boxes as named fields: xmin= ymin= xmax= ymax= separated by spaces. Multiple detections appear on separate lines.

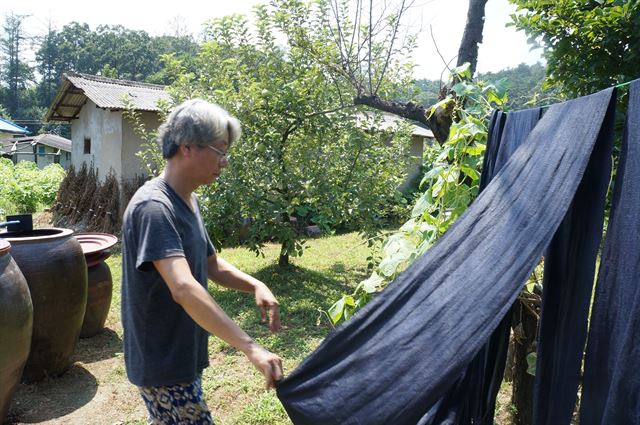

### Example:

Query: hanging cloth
xmin=532 ymin=91 xmax=615 ymax=424
xmin=422 ymin=107 xmax=544 ymax=425
xmin=580 ymin=79 xmax=640 ymax=424
xmin=276 ymin=88 xmax=616 ymax=425
xmin=477 ymin=109 xmax=506 ymax=192
xmin=465 ymin=106 xmax=544 ymax=424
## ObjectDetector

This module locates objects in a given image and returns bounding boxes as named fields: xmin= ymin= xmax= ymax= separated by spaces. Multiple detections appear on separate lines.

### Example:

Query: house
xmin=44 ymin=72 xmax=171 ymax=182
xmin=357 ymin=112 xmax=434 ymax=189
xmin=0 ymin=134 xmax=72 ymax=169
xmin=0 ymin=117 xmax=29 ymax=139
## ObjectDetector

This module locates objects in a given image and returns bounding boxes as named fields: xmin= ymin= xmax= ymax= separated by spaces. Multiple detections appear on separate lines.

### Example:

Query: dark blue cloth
xmin=466 ymin=107 xmax=543 ymax=424
xmin=422 ymin=107 xmax=544 ymax=425
xmin=478 ymin=109 xmax=506 ymax=192
xmin=277 ymin=88 xmax=616 ymax=425
xmin=493 ymin=108 xmax=543 ymax=173
xmin=580 ymin=80 xmax=640 ymax=424
xmin=533 ymin=90 xmax=615 ymax=425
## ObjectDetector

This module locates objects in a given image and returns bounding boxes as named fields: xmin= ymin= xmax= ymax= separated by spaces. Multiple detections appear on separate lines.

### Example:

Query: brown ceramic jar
xmin=2 ymin=228 xmax=87 ymax=382
xmin=0 ymin=239 xmax=33 ymax=422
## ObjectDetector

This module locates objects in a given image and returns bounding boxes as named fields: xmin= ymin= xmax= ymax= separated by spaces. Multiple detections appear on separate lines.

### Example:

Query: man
xmin=121 ymin=99 xmax=283 ymax=424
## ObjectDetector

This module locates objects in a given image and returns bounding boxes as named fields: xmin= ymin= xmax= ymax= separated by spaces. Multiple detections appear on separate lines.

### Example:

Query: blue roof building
xmin=0 ymin=117 xmax=29 ymax=138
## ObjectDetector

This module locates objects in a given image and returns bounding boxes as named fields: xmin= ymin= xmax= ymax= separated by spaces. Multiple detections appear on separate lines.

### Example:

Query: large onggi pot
xmin=0 ymin=239 xmax=33 ymax=423
xmin=2 ymin=228 xmax=87 ymax=382
xmin=80 ymin=259 xmax=112 ymax=338
xmin=75 ymin=233 xmax=118 ymax=338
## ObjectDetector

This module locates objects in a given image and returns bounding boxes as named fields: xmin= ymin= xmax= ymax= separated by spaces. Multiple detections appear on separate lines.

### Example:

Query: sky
xmin=6 ymin=0 xmax=544 ymax=81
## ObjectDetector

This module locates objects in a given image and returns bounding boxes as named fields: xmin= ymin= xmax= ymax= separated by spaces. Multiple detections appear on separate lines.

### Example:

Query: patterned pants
xmin=138 ymin=375 xmax=214 ymax=424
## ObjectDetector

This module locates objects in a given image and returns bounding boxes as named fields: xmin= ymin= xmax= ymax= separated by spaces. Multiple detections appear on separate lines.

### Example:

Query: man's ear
xmin=177 ymin=144 xmax=191 ymax=158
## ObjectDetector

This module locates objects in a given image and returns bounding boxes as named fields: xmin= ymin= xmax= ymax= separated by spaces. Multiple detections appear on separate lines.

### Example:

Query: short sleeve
xmin=205 ymin=229 xmax=216 ymax=257
xmin=131 ymin=200 xmax=185 ymax=271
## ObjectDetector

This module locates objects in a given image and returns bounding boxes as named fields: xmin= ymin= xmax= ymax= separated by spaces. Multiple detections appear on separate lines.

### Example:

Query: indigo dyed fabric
xmin=493 ymin=108 xmax=543 ymax=173
xmin=478 ymin=109 xmax=506 ymax=192
xmin=533 ymin=90 xmax=615 ymax=425
xmin=580 ymin=80 xmax=640 ymax=424
xmin=423 ymin=107 xmax=544 ymax=425
xmin=464 ymin=107 xmax=543 ymax=424
xmin=277 ymin=88 xmax=616 ymax=425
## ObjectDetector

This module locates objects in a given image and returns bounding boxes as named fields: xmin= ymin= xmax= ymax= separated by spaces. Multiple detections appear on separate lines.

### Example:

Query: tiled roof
xmin=0 ymin=117 xmax=29 ymax=135
xmin=45 ymin=72 xmax=171 ymax=122
xmin=34 ymin=134 xmax=72 ymax=151
xmin=0 ymin=134 xmax=72 ymax=154
xmin=357 ymin=112 xmax=434 ymax=138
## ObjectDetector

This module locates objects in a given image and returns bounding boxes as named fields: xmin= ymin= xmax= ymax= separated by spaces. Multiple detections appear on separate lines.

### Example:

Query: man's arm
xmin=207 ymin=255 xmax=281 ymax=333
xmin=153 ymin=256 xmax=283 ymax=388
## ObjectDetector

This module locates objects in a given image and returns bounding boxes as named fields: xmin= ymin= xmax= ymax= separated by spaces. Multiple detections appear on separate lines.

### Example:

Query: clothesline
xmin=534 ymin=79 xmax=634 ymax=110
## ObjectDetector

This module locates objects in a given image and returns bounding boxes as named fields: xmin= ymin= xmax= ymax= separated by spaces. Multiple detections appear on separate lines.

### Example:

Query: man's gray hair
xmin=158 ymin=99 xmax=241 ymax=159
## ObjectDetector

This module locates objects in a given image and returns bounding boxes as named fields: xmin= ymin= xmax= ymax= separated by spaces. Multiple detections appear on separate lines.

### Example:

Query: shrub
xmin=0 ymin=159 xmax=65 ymax=216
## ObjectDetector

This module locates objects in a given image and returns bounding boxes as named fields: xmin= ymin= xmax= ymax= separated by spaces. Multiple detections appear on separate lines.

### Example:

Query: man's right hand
xmin=245 ymin=343 xmax=284 ymax=389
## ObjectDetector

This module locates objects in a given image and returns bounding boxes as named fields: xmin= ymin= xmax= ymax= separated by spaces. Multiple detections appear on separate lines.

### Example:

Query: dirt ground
xmin=6 ymin=329 xmax=147 ymax=425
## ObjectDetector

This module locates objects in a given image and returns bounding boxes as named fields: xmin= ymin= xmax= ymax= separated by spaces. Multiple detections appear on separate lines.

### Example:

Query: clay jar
xmin=75 ymin=233 xmax=117 ymax=338
xmin=0 ymin=239 xmax=33 ymax=423
xmin=2 ymin=228 xmax=87 ymax=382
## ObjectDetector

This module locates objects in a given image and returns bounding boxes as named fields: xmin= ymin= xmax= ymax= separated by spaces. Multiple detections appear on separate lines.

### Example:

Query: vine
xmin=328 ymin=65 xmax=508 ymax=324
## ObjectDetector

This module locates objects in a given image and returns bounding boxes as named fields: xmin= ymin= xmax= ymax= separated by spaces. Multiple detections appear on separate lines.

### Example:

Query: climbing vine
xmin=328 ymin=65 xmax=508 ymax=324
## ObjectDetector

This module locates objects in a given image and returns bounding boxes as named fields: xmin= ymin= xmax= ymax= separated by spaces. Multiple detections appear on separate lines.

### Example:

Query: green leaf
xmin=461 ymin=165 xmax=480 ymax=180
xmin=328 ymin=296 xmax=346 ymax=324
xmin=411 ymin=193 xmax=431 ymax=218
xmin=361 ymin=272 xmax=385 ymax=293
xmin=526 ymin=352 xmax=537 ymax=376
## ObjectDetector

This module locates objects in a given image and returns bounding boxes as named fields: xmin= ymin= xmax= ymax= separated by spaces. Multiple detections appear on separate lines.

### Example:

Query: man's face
xmin=188 ymin=135 xmax=230 ymax=186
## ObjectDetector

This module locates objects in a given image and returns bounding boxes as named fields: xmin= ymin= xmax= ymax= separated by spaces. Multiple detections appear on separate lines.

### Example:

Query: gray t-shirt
xmin=121 ymin=177 xmax=215 ymax=387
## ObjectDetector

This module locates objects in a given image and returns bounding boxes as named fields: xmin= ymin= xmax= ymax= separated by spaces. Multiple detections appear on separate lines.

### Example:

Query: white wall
xmin=12 ymin=145 xmax=69 ymax=169
xmin=399 ymin=135 xmax=430 ymax=191
xmin=71 ymin=100 xmax=123 ymax=181
xmin=121 ymin=111 xmax=162 ymax=182
xmin=70 ymin=101 xmax=162 ymax=183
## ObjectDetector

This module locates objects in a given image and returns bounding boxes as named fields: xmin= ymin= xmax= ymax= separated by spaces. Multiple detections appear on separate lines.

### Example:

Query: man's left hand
xmin=255 ymin=283 xmax=281 ymax=333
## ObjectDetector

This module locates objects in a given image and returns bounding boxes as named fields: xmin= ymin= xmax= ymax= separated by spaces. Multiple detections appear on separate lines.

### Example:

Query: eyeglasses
xmin=206 ymin=144 xmax=230 ymax=161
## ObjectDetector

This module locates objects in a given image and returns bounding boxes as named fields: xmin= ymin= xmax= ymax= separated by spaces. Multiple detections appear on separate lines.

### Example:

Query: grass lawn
xmin=8 ymin=232 xmax=374 ymax=425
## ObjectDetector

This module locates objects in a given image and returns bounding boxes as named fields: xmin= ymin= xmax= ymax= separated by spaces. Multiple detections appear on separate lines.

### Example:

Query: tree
xmin=0 ymin=13 xmax=34 ymax=117
xmin=477 ymin=62 xmax=564 ymax=109
xmin=35 ymin=22 xmax=201 ymax=88
xmin=146 ymin=34 xmax=200 ymax=85
xmin=35 ymin=19 xmax=60 ymax=108
xmin=277 ymin=0 xmax=489 ymax=144
xmin=93 ymin=25 xmax=158 ymax=81
xmin=510 ymin=0 xmax=640 ymax=96
xmin=328 ymin=70 xmax=507 ymax=323
xmin=163 ymin=6 xmax=412 ymax=266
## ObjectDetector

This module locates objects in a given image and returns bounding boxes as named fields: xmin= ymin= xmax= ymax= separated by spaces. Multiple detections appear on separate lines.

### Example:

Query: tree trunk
xmin=456 ymin=0 xmax=489 ymax=76
xmin=279 ymin=244 xmax=290 ymax=267
xmin=511 ymin=296 xmax=539 ymax=425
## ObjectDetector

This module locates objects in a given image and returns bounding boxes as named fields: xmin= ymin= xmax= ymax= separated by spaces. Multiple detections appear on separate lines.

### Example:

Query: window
xmin=84 ymin=138 xmax=91 ymax=154
xmin=38 ymin=145 xmax=46 ymax=156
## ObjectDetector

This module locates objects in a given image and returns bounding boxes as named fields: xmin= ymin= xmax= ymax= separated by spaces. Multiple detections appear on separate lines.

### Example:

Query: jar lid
xmin=0 ymin=239 xmax=10 ymax=255
xmin=74 ymin=232 xmax=118 ymax=256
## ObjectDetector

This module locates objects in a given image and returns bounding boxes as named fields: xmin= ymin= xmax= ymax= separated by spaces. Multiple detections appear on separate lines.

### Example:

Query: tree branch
xmin=353 ymin=94 xmax=452 ymax=144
